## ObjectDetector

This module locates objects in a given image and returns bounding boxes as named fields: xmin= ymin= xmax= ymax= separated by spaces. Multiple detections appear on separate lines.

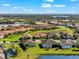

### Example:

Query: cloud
xmin=70 ymin=0 xmax=77 ymax=1
xmin=54 ymin=4 xmax=65 ymax=7
xmin=14 ymin=7 xmax=18 ymax=9
xmin=28 ymin=10 xmax=33 ymax=12
xmin=23 ymin=9 xmax=27 ymax=11
xmin=46 ymin=0 xmax=54 ymax=2
xmin=42 ymin=3 xmax=52 ymax=8
xmin=2 ymin=4 xmax=10 ymax=6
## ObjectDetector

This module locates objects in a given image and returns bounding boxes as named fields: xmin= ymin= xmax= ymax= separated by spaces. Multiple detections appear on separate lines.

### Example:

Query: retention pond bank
xmin=38 ymin=56 xmax=79 ymax=59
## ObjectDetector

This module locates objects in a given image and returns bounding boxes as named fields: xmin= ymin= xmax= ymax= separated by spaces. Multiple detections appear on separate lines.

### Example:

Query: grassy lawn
xmin=2 ymin=43 xmax=79 ymax=59
xmin=27 ymin=48 xmax=79 ymax=55
xmin=0 ymin=34 xmax=21 ymax=42
xmin=24 ymin=26 xmax=74 ymax=36
xmin=0 ymin=26 xmax=77 ymax=59
xmin=74 ymin=20 xmax=79 ymax=24
xmin=0 ymin=26 xmax=74 ymax=42
xmin=56 ymin=26 xmax=74 ymax=35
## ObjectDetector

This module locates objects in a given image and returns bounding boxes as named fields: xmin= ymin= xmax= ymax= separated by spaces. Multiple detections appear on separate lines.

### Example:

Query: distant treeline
xmin=0 ymin=14 xmax=79 ymax=23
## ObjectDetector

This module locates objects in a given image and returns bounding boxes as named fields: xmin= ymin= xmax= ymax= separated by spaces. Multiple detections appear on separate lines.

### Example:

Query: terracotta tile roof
xmin=0 ymin=26 xmax=33 ymax=38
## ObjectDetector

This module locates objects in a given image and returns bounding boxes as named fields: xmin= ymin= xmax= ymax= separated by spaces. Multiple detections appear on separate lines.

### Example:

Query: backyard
xmin=3 ymin=42 xmax=79 ymax=59
xmin=0 ymin=26 xmax=78 ymax=59
xmin=0 ymin=26 xmax=74 ymax=42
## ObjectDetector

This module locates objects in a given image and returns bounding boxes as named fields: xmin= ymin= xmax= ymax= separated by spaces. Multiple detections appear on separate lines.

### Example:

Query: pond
xmin=38 ymin=56 xmax=79 ymax=59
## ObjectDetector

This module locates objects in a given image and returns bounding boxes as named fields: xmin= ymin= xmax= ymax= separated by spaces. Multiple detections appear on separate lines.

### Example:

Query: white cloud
xmin=14 ymin=7 xmax=18 ymax=9
xmin=42 ymin=3 xmax=52 ymax=8
xmin=23 ymin=9 xmax=27 ymax=11
xmin=70 ymin=0 xmax=76 ymax=1
xmin=46 ymin=0 xmax=54 ymax=2
xmin=54 ymin=4 xmax=65 ymax=7
xmin=2 ymin=4 xmax=10 ymax=6
xmin=28 ymin=10 xmax=33 ymax=12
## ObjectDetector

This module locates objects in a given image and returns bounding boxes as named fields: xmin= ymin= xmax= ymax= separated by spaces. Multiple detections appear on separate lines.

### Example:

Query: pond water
xmin=39 ymin=56 xmax=79 ymax=59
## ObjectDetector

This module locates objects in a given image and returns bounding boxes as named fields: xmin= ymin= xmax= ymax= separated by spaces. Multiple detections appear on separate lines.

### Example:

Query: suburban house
xmin=49 ymin=20 xmax=58 ymax=25
xmin=25 ymin=39 xmax=35 ymax=47
xmin=19 ymin=34 xmax=32 ymax=43
xmin=33 ymin=21 xmax=55 ymax=30
xmin=60 ymin=39 xmax=73 ymax=49
xmin=60 ymin=32 xmax=73 ymax=39
xmin=0 ymin=25 xmax=33 ymax=39
xmin=75 ymin=28 xmax=79 ymax=34
xmin=73 ymin=33 xmax=79 ymax=40
xmin=33 ymin=25 xmax=49 ymax=30
xmin=35 ymin=21 xmax=48 ymax=25
xmin=74 ymin=24 xmax=79 ymax=29
xmin=33 ymin=32 xmax=47 ymax=39
xmin=35 ymin=40 xmax=41 ymax=43
xmin=22 ymin=34 xmax=32 ymax=39
xmin=41 ymin=39 xmax=58 ymax=48
xmin=19 ymin=38 xmax=35 ymax=47
xmin=0 ymin=31 xmax=7 ymax=39
xmin=46 ymin=32 xmax=58 ymax=39
xmin=0 ymin=44 xmax=6 ymax=59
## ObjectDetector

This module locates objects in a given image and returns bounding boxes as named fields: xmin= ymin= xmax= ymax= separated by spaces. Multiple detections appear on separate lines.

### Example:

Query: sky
xmin=0 ymin=0 xmax=79 ymax=14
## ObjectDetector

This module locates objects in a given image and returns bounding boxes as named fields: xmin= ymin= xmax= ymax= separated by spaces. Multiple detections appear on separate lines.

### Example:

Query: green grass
xmin=3 ymin=43 xmax=79 ymax=59
xmin=0 ymin=34 xmax=21 ymax=42
xmin=0 ymin=26 xmax=76 ymax=59
xmin=56 ymin=26 xmax=74 ymax=35
xmin=30 ymin=26 xmax=74 ymax=36
xmin=0 ymin=26 xmax=74 ymax=42
xmin=74 ymin=20 xmax=79 ymax=24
